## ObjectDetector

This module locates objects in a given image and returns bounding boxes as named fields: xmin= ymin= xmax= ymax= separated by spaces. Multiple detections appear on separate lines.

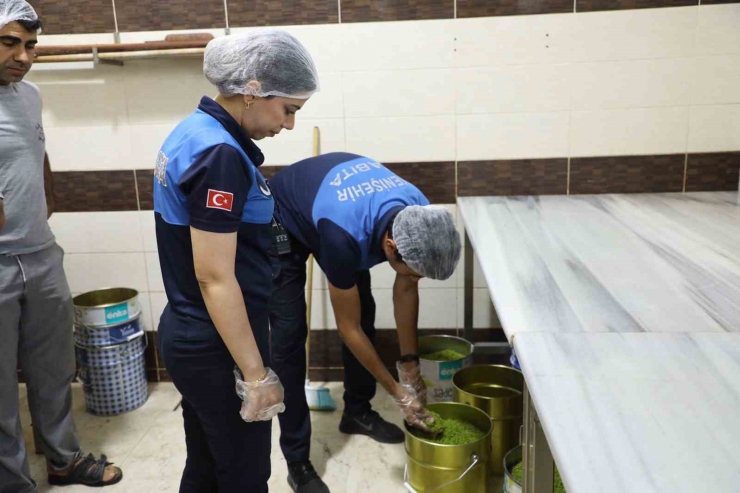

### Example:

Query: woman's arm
xmin=191 ymin=226 xmax=265 ymax=382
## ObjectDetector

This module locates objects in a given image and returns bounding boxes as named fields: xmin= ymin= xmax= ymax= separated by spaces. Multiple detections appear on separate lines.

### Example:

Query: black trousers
xmin=159 ymin=306 xmax=272 ymax=493
xmin=269 ymin=244 xmax=377 ymax=463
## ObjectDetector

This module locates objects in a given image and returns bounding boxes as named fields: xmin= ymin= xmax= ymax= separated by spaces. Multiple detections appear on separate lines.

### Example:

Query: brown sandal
xmin=48 ymin=453 xmax=123 ymax=487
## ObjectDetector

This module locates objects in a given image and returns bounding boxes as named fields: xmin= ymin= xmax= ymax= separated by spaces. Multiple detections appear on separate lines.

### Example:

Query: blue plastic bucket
xmin=74 ymin=314 xmax=144 ymax=348
xmin=76 ymin=334 xmax=148 ymax=416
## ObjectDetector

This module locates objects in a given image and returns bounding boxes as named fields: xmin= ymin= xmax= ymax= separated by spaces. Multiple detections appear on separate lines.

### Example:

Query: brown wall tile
xmin=159 ymin=369 xmax=172 ymax=382
xmin=308 ymin=368 xmax=344 ymax=381
xmin=576 ymin=0 xmax=696 ymax=12
xmin=700 ymin=0 xmax=739 ymax=4
xmin=458 ymin=159 xmax=568 ymax=197
xmin=685 ymin=152 xmax=740 ymax=192
xmin=144 ymin=332 xmax=159 ymax=369
xmin=384 ymin=162 xmax=456 ymax=204
xmin=146 ymin=369 xmax=160 ymax=382
xmin=115 ymin=0 xmax=225 ymax=32
xmin=340 ymin=0 xmax=453 ymax=22
xmin=228 ymin=0 xmax=338 ymax=27
xmin=569 ymin=155 xmax=685 ymax=195
xmin=458 ymin=0 xmax=572 ymax=17
xmin=32 ymin=0 xmax=115 ymax=34
xmin=53 ymin=171 xmax=138 ymax=212
xmin=264 ymin=163 xmax=455 ymax=204
xmin=136 ymin=169 xmax=154 ymax=211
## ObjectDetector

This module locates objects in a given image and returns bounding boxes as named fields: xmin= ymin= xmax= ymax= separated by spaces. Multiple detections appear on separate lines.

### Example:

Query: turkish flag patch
xmin=206 ymin=189 xmax=234 ymax=212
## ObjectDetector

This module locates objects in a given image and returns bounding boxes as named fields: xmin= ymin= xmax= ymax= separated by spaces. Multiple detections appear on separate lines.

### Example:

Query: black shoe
xmin=339 ymin=409 xmax=405 ymax=444
xmin=287 ymin=460 xmax=330 ymax=493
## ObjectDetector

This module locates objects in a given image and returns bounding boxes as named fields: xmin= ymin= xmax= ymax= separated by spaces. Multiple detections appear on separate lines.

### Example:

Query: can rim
xmin=404 ymin=401 xmax=492 ymax=447
xmin=73 ymin=288 xmax=139 ymax=310
xmin=74 ymin=332 xmax=145 ymax=351
xmin=418 ymin=335 xmax=475 ymax=362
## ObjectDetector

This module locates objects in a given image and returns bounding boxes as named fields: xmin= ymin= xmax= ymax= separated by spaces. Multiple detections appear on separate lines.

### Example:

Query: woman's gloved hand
xmin=392 ymin=380 xmax=433 ymax=432
xmin=234 ymin=367 xmax=286 ymax=422
xmin=396 ymin=360 xmax=427 ymax=406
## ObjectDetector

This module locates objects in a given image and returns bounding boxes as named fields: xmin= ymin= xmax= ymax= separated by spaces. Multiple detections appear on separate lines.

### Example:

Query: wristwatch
xmin=399 ymin=353 xmax=420 ymax=364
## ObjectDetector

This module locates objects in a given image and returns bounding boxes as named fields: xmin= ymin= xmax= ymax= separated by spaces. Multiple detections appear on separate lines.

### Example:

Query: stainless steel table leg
xmin=464 ymin=230 xmax=474 ymax=342
xmin=522 ymin=381 xmax=554 ymax=493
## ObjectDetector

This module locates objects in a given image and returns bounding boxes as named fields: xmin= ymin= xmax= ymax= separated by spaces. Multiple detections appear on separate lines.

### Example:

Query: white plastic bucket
xmin=419 ymin=335 xmax=474 ymax=403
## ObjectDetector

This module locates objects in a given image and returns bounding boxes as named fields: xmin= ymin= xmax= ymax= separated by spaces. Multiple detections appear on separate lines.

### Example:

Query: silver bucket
xmin=73 ymin=288 xmax=141 ymax=328
xmin=76 ymin=333 xmax=148 ymax=416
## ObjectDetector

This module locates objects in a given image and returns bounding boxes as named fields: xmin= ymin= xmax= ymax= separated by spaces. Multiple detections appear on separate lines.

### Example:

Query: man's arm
xmin=44 ymin=153 xmax=54 ymax=217
xmin=329 ymin=282 xmax=401 ymax=397
xmin=394 ymin=273 xmax=420 ymax=362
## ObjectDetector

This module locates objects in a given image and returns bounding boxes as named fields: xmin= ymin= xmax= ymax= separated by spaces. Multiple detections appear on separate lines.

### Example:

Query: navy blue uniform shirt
xmin=270 ymin=152 xmax=429 ymax=289
xmin=153 ymin=97 xmax=275 ymax=328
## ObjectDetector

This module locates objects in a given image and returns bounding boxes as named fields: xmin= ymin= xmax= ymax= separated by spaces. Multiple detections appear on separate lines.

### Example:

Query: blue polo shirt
xmin=153 ymin=97 xmax=275 ymax=327
xmin=270 ymin=152 xmax=429 ymax=289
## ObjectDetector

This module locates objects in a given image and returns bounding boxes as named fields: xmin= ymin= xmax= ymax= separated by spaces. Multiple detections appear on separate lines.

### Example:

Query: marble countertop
xmin=516 ymin=331 xmax=740 ymax=493
xmin=458 ymin=192 xmax=740 ymax=493
xmin=458 ymin=192 xmax=740 ymax=340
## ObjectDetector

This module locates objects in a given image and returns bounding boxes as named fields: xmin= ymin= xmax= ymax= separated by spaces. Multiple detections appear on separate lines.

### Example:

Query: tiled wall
xmin=25 ymin=0 xmax=740 ymax=380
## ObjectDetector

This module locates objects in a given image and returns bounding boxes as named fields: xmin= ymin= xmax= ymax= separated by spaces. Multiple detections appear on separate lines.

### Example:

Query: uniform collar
xmin=197 ymin=97 xmax=265 ymax=167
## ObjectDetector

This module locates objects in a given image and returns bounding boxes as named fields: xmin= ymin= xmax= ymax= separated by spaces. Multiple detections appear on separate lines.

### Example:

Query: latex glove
xmin=396 ymin=361 xmax=427 ymax=406
xmin=392 ymin=383 xmax=433 ymax=432
xmin=234 ymin=367 xmax=286 ymax=422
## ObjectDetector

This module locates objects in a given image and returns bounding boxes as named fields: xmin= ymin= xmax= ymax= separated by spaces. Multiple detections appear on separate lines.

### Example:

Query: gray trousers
xmin=0 ymin=244 xmax=80 ymax=493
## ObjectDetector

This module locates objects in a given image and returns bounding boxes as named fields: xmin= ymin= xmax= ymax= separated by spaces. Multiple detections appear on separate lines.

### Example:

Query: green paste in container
xmin=511 ymin=462 xmax=567 ymax=493
xmin=420 ymin=349 xmax=467 ymax=361
xmin=411 ymin=411 xmax=485 ymax=445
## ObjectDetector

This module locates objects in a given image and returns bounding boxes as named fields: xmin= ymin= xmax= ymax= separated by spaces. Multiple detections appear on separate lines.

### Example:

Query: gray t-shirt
xmin=0 ymin=80 xmax=55 ymax=255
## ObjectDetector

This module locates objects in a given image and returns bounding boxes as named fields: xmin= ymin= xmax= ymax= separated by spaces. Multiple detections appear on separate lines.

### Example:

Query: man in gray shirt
xmin=0 ymin=1 xmax=122 ymax=490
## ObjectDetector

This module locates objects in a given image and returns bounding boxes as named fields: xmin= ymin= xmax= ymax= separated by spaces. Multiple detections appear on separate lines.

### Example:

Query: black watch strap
xmin=399 ymin=353 xmax=419 ymax=364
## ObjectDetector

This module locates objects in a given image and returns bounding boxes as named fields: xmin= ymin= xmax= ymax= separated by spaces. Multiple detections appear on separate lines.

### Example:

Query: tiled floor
xmin=18 ymin=382 xmax=419 ymax=493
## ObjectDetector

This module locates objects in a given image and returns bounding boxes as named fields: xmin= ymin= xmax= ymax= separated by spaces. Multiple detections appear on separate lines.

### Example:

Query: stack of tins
xmin=73 ymin=288 xmax=148 ymax=416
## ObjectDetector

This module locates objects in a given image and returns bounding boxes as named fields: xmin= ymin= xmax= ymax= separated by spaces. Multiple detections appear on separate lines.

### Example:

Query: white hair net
xmin=392 ymin=205 xmax=462 ymax=281
xmin=0 ymin=0 xmax=39 ymax=32
xmin=203 ymin=28 xmax=319 ymax=99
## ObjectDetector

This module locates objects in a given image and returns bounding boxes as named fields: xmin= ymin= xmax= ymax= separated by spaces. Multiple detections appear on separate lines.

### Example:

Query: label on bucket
xmin=438 ymin=360 xmax=463 ymax=381
xmin=104 ymin=302 xmax=130 ymax=325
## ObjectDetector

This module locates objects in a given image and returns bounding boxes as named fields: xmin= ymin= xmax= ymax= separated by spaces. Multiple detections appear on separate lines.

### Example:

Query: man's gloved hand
xmin=392 ymin=381 xmax=433 ymax=432
xmin=396 ymin=360 xmax=427 ymax=406
xmin=234 ymin=367 xmax=286 ymax=422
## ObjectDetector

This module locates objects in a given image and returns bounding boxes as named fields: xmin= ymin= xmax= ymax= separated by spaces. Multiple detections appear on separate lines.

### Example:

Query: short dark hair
xmin=17 ymin=18 xmax=42 ymax=33
xmin=386 ymin=213 xmax=404 ymax=263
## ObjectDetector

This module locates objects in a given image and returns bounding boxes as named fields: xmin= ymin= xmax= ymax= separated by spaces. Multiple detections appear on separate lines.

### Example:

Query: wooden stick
xmin=34 ymin=48 xmax=206 ymax=63
xmin=36 ymin=40 xmax=209 ymax=56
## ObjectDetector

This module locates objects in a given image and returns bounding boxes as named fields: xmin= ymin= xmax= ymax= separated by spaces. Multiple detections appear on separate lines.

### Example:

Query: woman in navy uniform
xmin=152 ymin=29 xmax=319 ymax=493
